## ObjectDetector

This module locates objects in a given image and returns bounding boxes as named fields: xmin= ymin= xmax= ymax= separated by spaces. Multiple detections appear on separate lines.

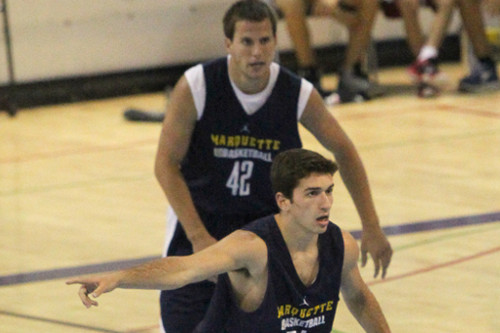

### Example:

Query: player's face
xmin=225 ymin=19 xmax=277 ymax=83
xmin=289 ymin=173 xmax=334 ymax=234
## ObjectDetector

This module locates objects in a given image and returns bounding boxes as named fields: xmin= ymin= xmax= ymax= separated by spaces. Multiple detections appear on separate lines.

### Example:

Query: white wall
xmin=0 ymin=0 xmax=460 ymax=85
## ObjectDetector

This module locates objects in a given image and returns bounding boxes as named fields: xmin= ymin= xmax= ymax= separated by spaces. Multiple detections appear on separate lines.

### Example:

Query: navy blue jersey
xmin=181 ymin=57 xmax=303 ymax=217
xmin=196 ymin=215 xmax=344 ymax=333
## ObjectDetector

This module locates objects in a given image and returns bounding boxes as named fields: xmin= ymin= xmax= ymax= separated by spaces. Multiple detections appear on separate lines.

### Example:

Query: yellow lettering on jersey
xmin=277 ymin=301 xmax=336 ymax=319
xmin=226 ymin=136 xmax=233 ymax=147
xmin=210 ymin=133 xmax=281 ymax=151
xmin=233 ymin=136 xmax=241 ymax=147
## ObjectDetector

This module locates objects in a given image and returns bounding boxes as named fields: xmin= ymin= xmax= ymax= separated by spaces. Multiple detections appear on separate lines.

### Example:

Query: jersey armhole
xmin=226 ymin=230 xmax=271 ymax=314
xmin=185 ymin=64 xmax=206 ymax=120
xmin=298 ymin=79 xmax=313 ymax=120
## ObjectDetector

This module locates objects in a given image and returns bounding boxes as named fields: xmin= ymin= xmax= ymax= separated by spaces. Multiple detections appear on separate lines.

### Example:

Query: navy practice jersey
xmin=195 ymin=215 xmax=344 ymax=333
xmin=180 ymin=58 xmax=303 ymax=217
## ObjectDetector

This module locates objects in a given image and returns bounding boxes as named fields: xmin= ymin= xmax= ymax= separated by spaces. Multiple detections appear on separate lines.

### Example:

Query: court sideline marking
xmin=367 ymin=245 xmax=500 ymax=286
xmin=0 ymin=211 xmax=498 ymax=333
xmin=1 ymin=211 xmax=498 ymax=287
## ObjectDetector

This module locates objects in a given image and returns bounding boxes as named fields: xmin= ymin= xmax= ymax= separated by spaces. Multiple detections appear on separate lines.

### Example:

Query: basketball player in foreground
xmin=68 ymin=149 xmax=391 ymax=333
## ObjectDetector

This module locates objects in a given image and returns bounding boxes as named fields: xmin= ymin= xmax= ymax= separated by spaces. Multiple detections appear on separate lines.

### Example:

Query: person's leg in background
xmin=160 ymin=282 xmax=215 ymax=333
xmin=396 ymin=0 xmax=426 ymax=57
xmin=275 ymin=0 xmax=330 ymax=95
xmin=457 ymin=0 xmax=500 ymax=92
xmin=277 ymin=0 xmax=380 ymax=103
xmin=397 ymin=0 xmax=455 ymax=97
xmin=328 ymin=0 xmax=380 ymax=102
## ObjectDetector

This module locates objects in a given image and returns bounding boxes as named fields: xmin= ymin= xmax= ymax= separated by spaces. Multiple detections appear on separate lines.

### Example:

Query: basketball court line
xmin=0 ymin=256 xmax=160 ymax=287
xmin=357 ymin=128 xmax=500 ymax=152
xmin=0 ymin=173 xmax=153 ymax=197
xmin=436 ymin=103 xmax=500 ymax=118
xmin=367 ymin=245 xmax=500 ymax=286
xmin=1 ymin=219 xmax=498 ymax=333
xmin=2 ymin=126 xmax=498 ymax=199
xmin=0 ymin=309 xmax=121 ymax=333
xmin=349 ymin=211 xmax=500 ymax=239
xmin=2 ymin=100 xmax=499 ymax=167
xmin=0 ymin=307 xmax=349 ymax=333
xmin=0 ymin=138 xmax=158 ymax=164
xmin=392 ymin=222 xmax=500 ymax=252
xmin=1 ymin=211 xmax=498 ymax=287
xmin=335 ymin=102 xmax=500 ymax=122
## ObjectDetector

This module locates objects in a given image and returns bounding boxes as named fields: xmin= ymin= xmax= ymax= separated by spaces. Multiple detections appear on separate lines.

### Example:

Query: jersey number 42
xmin=226 ymin=161 xmax=254 ymax=196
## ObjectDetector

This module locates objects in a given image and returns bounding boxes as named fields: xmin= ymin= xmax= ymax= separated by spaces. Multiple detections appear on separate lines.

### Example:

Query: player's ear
xmin=224 ymin=37 xmax=232 ymax=52
xmin=275 ymin=192 xmax=291 ymax=211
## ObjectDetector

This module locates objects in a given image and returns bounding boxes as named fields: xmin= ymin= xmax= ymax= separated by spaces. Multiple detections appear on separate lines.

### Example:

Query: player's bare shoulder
xmin=227 ymin=229 xmax=268 ymax=276
xmin=227 ymin=229 xmax=269 ymax=312
xmin=341 ymin=229 xmax=360 ymax=270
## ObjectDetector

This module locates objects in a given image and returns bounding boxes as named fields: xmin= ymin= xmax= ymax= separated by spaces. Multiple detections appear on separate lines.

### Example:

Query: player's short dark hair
xmin=271 ymin=149 xmax=338 ymax=200
xmin=223 ymin=0 xmax=277 ymax=40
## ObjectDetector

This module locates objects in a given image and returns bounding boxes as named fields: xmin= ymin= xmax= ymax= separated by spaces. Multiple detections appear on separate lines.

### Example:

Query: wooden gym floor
xmin=1 ymin=62 xmax=499 ymax=332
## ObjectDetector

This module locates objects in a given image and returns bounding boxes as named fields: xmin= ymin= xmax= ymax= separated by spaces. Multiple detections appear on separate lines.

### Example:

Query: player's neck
xmin=275 ymin=214 xmax=319 ymax=253
xmin=228 ymin=63 xmax=270 ymax=94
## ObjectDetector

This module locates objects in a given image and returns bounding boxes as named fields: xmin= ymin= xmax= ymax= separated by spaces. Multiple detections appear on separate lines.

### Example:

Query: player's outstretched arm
xmin=67 ymin=230 xmax=266 ymax=308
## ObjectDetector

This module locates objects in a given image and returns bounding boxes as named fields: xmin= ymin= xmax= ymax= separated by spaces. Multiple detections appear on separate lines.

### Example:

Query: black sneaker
xmin=337 ymin=72 xmax=371 ymax=103
xmin=353 ymin=62 xmax=369 ymax=81
xmin=458 ymin=57 xmax=500 ymax=93
xmin=353 ymin=61 xmax=385 ymax=98
xmin=123 ymin=109 xmax=165 ymax=122
xmin=417 ymin=82 xmax=439 ymax=98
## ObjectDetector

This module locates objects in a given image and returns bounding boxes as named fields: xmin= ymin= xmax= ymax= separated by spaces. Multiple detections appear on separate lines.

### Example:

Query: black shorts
xmin=160 ymin=281 xmax=215 ymax=333
xmin=380 ymin=0 xmax=437 ymax=19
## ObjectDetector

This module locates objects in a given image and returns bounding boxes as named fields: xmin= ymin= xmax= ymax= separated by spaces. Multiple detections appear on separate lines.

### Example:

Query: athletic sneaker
xmin=417 ymin=82 xmax=439 ymax=98
xmin=336 ymin=71 xmax=371 ymax=103
xmin=408 ymin=57 xmax=441 ymax=98
xmin=458 ymin=58 xmax=500 ymax=93
xmin=408 ymin=57 xmax=441 ymax=83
